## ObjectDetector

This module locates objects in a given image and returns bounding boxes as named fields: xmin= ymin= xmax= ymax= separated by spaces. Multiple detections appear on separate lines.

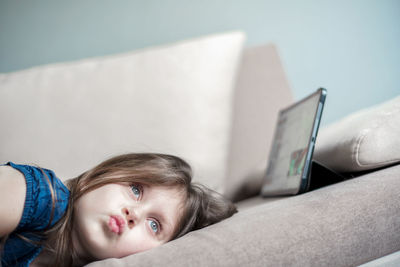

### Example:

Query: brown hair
xmin=43 ymin=153 xmax=237 ymax=266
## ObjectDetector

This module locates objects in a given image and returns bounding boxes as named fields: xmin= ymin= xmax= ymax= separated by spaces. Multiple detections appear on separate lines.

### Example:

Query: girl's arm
xmin=0 ymin=165 xmax=26 ymax=237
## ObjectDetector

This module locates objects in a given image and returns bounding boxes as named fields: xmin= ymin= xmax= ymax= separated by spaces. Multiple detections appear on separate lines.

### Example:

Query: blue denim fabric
xmin=1 ymin=162 xmax=70 ymax=267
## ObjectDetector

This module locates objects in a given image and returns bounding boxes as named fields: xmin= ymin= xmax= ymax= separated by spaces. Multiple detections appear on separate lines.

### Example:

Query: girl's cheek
xmin=119 ymin=226 xmax=159 ymax=255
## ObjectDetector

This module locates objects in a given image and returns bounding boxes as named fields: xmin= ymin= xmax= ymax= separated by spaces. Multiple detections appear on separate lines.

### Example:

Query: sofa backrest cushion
xmin=225 ymin=44 xmax=293 ymax=201
xmin=0 ymin=31 xmax=245 ymax=193
xmin=314 ymin=95 xmax=400 ymax=172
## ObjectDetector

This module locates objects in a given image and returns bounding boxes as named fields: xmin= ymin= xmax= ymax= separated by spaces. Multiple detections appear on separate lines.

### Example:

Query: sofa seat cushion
xmin=235 ymin=195 xmax=286 ymax=211
xmin=0 ymin=31 xmax=245 ymax=193
xmin=314 ymin=96 xmax=400 ymax=173
xmin=86 ymin=164 xmax=400 ymax=267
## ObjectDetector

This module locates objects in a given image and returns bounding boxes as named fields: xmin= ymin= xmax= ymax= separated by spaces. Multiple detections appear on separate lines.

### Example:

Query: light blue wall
xmin=1 ymin=0 xmax=399 ymax=125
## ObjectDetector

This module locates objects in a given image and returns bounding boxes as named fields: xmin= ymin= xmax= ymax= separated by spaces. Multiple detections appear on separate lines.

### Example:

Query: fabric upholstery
xmin=314 ymin=96 xmax=400 ymax=172
xmin=224 ymin=44 xmax=293 ymax=201
xmin=0 ymin=31 xmax=245 ymax=193
xmin=86 ymin=164 xmax=400 ymax=267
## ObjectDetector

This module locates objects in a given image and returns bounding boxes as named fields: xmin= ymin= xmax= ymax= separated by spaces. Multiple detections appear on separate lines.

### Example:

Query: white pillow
xmin=314 ymin=96 xmax=400 ymax=172
xmin=223 ymin=44 xmax=294 ymax=201
xmin=0 ymin=31 xmax=245 ymax=193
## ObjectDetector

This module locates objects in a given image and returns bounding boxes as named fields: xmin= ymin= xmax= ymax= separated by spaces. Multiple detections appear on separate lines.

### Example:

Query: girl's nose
xmin=123 ymin=207 xmax=138 ymax=228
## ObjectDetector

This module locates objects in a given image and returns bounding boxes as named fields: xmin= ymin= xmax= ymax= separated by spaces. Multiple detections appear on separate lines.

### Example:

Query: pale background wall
xmin=0 ymin=0 xmax=399 ymax=125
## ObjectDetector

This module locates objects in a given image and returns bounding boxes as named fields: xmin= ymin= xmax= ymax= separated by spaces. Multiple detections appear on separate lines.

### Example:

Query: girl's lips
xmin=108 ymin=215 xmax=126 ymax=234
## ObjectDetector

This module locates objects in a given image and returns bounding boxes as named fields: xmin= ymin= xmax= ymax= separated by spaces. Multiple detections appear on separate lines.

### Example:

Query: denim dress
xmin=1 ymin=162 xmax=70 ymax=267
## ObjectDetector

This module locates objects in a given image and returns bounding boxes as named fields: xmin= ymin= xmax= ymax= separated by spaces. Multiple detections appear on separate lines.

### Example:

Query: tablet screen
xmin=262 ymin=88 xmax=325 ymax=196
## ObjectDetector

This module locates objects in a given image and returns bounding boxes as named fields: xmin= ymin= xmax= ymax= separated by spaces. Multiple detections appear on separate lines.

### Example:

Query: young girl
xmin=0 ymin=153 xmax=237 ymax=267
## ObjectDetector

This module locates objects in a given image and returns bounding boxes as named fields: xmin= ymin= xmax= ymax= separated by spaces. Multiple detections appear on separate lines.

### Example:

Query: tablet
xmin=260 ymin=88 xmax=326 ymax=196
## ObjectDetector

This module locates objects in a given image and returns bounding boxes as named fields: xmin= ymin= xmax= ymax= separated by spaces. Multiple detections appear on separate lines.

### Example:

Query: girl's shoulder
xmin=0 ymin=165 xmax=26 ymax=237
xmin=1 ymin=162 xmax=70 ymax=267
xmin=4 ymin=162 xmax=70 ymax=232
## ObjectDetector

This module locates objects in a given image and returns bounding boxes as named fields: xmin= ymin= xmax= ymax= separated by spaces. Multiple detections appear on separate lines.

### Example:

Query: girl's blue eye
xmin=148 ymin=220 xmax=159 ymax=233
xmin=130 ymin=185 xmax=141 ymax=199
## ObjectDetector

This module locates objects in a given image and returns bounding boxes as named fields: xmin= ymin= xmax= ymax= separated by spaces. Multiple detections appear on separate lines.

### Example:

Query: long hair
xmin=43 ymin=153 xmax=237 ymax=266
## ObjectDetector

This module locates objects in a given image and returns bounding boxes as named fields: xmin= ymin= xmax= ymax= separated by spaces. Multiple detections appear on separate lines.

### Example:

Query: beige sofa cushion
xmin=0 ymin=31 xmax=245 ymax=193
xmin=224 ymin=44 xmax=293 ymax=201
xmin=314 ymin=96 xmax=400 ymax=172
xmin=86 ymin=164 xmax=400 ymax=267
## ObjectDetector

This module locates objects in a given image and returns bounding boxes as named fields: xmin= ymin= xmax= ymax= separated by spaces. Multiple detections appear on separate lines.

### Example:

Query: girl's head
xmin=58 ymin=153 xmax=236 ymax=264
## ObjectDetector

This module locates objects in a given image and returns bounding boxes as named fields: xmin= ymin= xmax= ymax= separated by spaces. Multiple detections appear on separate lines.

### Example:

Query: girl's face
xmin=72 ymin=182 xmax=185 ymax=261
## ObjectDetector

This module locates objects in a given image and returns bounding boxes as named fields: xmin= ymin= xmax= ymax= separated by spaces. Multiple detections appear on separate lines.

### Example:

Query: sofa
xmin=0 ymin=31 xmax=399 ymax=266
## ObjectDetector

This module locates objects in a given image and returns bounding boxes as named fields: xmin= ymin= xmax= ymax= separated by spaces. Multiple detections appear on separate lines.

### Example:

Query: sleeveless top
xmin=1 ymin=162 xmax=70 ymax=267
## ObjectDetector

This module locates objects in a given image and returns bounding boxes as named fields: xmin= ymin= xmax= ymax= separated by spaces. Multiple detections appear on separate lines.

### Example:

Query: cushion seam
xmin=354 ymin=106 xmax=400 ymax=167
